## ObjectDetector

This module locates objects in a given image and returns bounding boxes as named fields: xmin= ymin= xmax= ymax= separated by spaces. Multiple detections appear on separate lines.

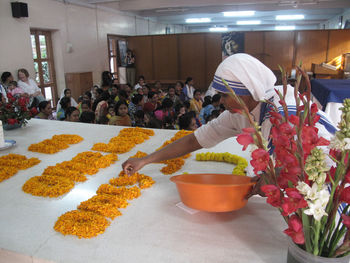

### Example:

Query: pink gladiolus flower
xmin=261 ymin=184 xmax=281 ymax=207
xmin=237 ymin=133 xmax=254 ymax=151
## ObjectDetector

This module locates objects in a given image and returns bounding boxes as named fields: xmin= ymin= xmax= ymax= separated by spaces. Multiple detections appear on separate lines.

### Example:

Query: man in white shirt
xmin=122 ymin=53 xmax=336 ymax=176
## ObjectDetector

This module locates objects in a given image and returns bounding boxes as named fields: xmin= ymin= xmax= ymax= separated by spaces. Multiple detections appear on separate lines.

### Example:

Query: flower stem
xmin=302 ymin=210 xmax=312 ymax=253
xmin=313 ymin=220 xmax=321 ymax=255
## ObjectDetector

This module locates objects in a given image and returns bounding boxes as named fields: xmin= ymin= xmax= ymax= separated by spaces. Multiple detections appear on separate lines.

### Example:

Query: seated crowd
xmin=0 ymin=71 xmax=224 ymax=131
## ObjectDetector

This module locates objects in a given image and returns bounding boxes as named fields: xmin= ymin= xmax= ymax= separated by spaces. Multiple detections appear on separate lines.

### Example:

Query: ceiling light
xmin=223 ymin=11 xmax=255 ymax=17
xmin=275 ymin=25 xmax=296 ymax=30
xmin=209 ymin=27 xmax=228 ymax=32
xmin=275 ymin=15 xmax=304 ymax=20
xmin=236 ymin=20 xmax=261 ymax=25
xmin=185 ymin=18 xmax=211 ymax=23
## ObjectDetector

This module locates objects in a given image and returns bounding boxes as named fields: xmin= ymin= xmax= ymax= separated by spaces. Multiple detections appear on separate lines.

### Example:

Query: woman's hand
xmin=122 ymin=157 xmax=147 ymax=175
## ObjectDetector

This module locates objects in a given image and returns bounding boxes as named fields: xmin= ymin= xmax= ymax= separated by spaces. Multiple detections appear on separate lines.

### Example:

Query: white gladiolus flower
xmin=344 ymin=138 xmax=350 ymax=150
xmin=296 ymin=181 xmax=310 ymax=196
xmin=304 ymin=199 xmax=328 ymax=221
xmin=329 ymin=137 xmax=345 ymax=151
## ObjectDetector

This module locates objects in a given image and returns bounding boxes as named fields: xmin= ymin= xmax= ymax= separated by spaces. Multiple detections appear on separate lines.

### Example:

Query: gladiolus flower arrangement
xmin=224 ymin=68 xmax=350 ymax=258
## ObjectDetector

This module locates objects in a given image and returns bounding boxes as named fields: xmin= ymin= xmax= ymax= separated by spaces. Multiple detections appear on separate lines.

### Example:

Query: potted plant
xmin=225 ymin=68 xmax=350 ymax=262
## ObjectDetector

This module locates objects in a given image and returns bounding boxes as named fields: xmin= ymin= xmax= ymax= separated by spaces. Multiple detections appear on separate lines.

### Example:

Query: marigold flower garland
xmin=54 ymin=155 xmax=155 ymax=239
xmin=22 ymin=152 xmax=118 ymax=197
xmin=157 ymin=130 xmax=193 ymax=175
xmin=0 ymin=153 xmax=40 ymax=183
xmin=28 ymin=134 xmax=83 ymax=154
xmin=195 ymin=152 xmax=248 ymax=176
xmin=91 ymin=127 xmax=154 ymax=154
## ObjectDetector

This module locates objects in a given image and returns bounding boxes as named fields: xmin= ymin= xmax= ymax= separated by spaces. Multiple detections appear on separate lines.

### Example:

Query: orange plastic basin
xmin=170 ymin=173 xmax=255 ymax=212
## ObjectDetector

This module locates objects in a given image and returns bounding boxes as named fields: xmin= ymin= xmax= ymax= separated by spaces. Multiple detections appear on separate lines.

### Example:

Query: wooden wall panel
xmin=245 ymin=32 xmax=265 ymax=63
xmin=295 ymin=30 xmax=328 ymax=71
xmin=328 ymin=29 xmax=350 ymax=61
xmin=65 ymin=72 xmax=92 ymax=101
xmin=264 ymin=31 xmax=295 ymax=71
xmin=152 ymin=35 xmax=178 ymax=81
xmin=127 ymin=36 xmax=153 ymax=81
xmin=205 ymin=33 xmax=222 ymax=89
xmin=178 ymin=34 xmax=206 ymax=90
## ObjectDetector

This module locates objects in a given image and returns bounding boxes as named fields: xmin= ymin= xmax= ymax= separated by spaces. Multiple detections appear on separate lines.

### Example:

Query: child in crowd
xmin=179 ymin=111 xmax=197 ymax=131
xmin=134 ymin=75 xmax=145 ymax=90
xmin=7 ymin=81 xmax=24 ymax=97
xmin=133 ymin=110 xmax=145 ymax=127
xmin=65 ymin=107 xmax=80 ymax=122
xmin=206 ymin=109 xmax=220 ymax=123
xmin=80 ymin=111 xmax=95 ymax=123
xmin=199 ymin=94 xmax=221 ymax=124
xmin=57 ymin=97 xmax=71 ymax=120
xmin=164 ymin=85 xmax=181 ymax=106
xmin=183 ymin=77 xmax=195 ymax=101
xmin=143 ymin=91 xmax=159 ymax=114
xmin=109 ymin=101 xmax=131 ymax=126
xmin=128 ymin=94 xmax=144 ymax=124
xmin=189 ymin=89 xmax=203 ymax=115
xmin=142 ymin=85 xmax=149 ymax=103
xmin=106 ymin=104 xmax=116 ymax=120
xmin=154 ymin=98 xmax=174 ymax=122
xmin=95 ymin=91 xmax=110 ymax=124
xmin=80 ymin=100 xmax=91 ymax=114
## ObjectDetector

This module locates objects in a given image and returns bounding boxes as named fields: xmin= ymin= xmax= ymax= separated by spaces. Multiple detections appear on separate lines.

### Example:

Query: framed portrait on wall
xmin=221 ymin=32 xmax=244 ymax=60
xmin=118 ymin=40 xmax=127 ymax=67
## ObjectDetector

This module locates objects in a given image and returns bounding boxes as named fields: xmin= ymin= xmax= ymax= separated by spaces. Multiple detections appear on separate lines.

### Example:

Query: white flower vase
xmin=287 ymin=239 xmax=350 ymax=263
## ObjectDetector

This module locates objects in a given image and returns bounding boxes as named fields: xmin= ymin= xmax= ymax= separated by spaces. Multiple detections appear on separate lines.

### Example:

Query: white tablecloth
xmin=0 ymin=119 xmax=288 ymax=263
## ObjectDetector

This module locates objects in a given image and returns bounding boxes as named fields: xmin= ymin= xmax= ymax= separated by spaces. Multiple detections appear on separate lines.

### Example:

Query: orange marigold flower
xmin=22 ymin=175 xmax=75 ymax=197
xmin=28 ymin=134 xmax=83 ymax=154
xmin=54 ymin=210 xmax=110 ymax=239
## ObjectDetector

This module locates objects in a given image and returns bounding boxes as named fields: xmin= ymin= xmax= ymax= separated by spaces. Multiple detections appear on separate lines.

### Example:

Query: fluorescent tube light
xmin=223 ymin=11 xmax=255 ymax=17
xmin=236 ymin=20 xmax=261 ymax=25
xmin=275 ymin=15 xmax=304 ymax=20
xmin=275 ymin=25 xmax=296 ymax=30
xmin=185 ymin=18 xmax=211 ymax=23
xmin=209 ymin=27 xmax=228 ymax=32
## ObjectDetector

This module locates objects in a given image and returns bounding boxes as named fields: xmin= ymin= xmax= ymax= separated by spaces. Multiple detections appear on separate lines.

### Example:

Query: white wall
xmin=0 ymin=0 xmax=187 ymax=99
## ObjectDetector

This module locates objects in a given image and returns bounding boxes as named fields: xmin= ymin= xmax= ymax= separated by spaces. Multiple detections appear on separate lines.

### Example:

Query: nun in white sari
xmin=121 ymin=53 xmax=336 ymax=177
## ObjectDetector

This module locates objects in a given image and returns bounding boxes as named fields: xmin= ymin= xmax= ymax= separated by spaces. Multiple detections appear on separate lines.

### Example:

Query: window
xmin=107 ymin=35 xmax=128 ymax=82
xmin=30 ymin=29 xmax=58 ymax=106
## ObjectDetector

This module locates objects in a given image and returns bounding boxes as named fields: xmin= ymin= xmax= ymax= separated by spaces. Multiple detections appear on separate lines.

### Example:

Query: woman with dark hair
xmin=101 ymin=71 xmax=113 ymax=89
xmin=183 ymin=77 xmax=195 ymax=101
xmin=143 ymin=91 xmax=159 ymax=114
xmin=65 ymin=107 xmax=80 ymax=122
xmin=56 ymin=97 xmax=71 ymax=120
xmin=57 ymin=88 xmax=78 ymax=112
xmin=35 ymin=101 xmax=53 ymax=120
xmin=189 ymin=89 xmax=203 ymax=115
xmin=79 ymin=111 xmax=95 ymax=123
xmin=179 ymin=111 xmax=197 ymax=131
xmin=109 ymin=100 xmax=131 ymax=126
xmin=154 ymin=98 xmax=174 ymax=122
xmin=92 ymin=88 xmax=104 ymax=112
xmin=17 ymin=68 xmax=45 ymax=104
xmin=95 ymin=91 xmax=110 ymax=123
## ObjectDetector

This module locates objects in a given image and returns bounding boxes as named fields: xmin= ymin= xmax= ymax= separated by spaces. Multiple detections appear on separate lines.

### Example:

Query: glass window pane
xmin=44 ymin=87 xmax=52 ymax=101
xmin=39 ymin=35 xmax=47 ymax=59
xmin=41 ymin=61 xmax=51 ymax=83
xmin=31 ymin=35 xmax=37 ymax=59
xmin=110 ymin=57 xmax=117 ymax=73
xmin=34 ymin=62 xmax=39 ymax=83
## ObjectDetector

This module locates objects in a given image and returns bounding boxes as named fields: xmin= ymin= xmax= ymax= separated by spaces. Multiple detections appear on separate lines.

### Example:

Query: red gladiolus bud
xmin=340 ymin=187 xmax=350 ymax=204
xmin=341 ymin=214 xmax=350 ymax=228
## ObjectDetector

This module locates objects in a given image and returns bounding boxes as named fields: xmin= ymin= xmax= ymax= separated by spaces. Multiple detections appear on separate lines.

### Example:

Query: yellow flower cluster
xmin=195 ymin=152 xmax=248 ymax=176
xmin=96 ymin=185 xmax=141 ymax=200
xmin=22 ymin=152 xmax=118 ymax=197
xmin=78 ymin=194 xmax=128 ymax=219
xmin=157 ymin=130 xmax=193 ymax=175
xmin=92 ymin=127 xmax=154 ymax=154
xmin=0 ymin=154 xmax=40 ymax=183
xmin=130 ymin=151 xmax=148 ymax=158
xmin=55 ymin=164 xmax=155 ymax=238
xmin=109 ymin=170 xmax=155 ymax=189
xmin=28 ymin=134 xmax=83 ymax=154
xmin=54 ymin=210 xmax=110 ymax=239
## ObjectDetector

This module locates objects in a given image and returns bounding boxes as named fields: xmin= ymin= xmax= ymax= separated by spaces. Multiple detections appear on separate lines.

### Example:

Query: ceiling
xmin=75 ymin=0 xmax=350 ymax=32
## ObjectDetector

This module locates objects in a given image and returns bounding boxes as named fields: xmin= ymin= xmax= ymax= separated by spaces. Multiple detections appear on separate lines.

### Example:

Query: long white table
xmin=0 ymin=119 xmax=287 ymax=263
